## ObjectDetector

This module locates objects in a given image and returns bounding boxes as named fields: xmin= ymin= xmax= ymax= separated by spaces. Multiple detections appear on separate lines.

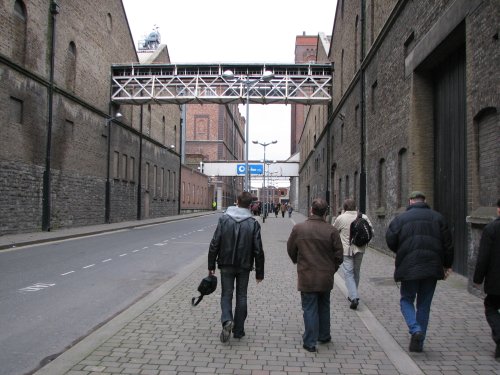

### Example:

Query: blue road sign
xmin=236 ymin=164 xmax=263 ymax=175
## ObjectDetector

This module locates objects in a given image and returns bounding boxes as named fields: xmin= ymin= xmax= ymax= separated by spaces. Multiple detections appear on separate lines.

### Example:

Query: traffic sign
xmin=236 ymin=164 xmax=263 ymax=175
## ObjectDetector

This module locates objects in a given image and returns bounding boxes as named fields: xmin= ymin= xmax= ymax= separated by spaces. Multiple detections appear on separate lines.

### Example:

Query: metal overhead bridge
xmin=111 ymin=63 xmax=333 ymax=105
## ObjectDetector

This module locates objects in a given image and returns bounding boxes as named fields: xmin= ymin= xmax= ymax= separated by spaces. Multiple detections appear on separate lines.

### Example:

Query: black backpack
xmin=349 ymin=212 xmax=373 ymax=247
xmin=191 ymin=275 xmax=217 ymax=306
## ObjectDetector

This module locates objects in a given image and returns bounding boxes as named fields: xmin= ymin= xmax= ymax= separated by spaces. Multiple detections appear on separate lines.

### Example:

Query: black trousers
xmin=485 ymin=294 xmax=500 ymax=344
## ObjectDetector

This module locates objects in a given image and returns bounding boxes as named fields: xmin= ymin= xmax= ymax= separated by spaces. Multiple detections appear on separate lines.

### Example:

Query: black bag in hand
xmin=192 ymin=275 xmax=217 ymax=306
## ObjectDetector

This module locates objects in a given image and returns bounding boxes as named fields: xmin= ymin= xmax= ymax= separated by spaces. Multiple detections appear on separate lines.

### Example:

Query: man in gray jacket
xmin=208 ymin=191 xmax=265 ymax=343
xmin=287 ymin=198 xmax=343 ymax=352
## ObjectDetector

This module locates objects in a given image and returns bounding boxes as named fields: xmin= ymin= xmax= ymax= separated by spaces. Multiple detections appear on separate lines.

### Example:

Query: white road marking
xmin=102 ymin=258 xmax=112 ymax=262
xmin=119 ymin=253 xmax=127 ymax=257
xmin=19 ymin=282 xmax=56 ymax=292
xmin=142 ymin=246 xmax=149 ymax=249
xmin=83 ymin=264 xmax=95 ymax=269
xmin=132 ymin=250 xmax=140 ymax=253
xmin=154 ymin=243 xmax=167 ymax=246
xmin=61 ymin=271 xmax=75 ymax=276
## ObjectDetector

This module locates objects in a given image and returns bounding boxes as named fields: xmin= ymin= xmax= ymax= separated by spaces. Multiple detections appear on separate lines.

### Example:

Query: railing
xmin=111 ymin=63 xmax=333 ymax=105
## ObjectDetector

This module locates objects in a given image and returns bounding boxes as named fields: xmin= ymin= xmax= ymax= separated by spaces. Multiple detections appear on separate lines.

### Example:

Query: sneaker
xmin=233 ymin=332 xmax=245 ymax=339
xmin=495 ymin=343 xmax=500 ymax=359
xmin=348 ymin=297 xmax=359 ymax=310
xmin=409 ymin=332 xmax=424 ymax=352
xmin=220 ymin=320 xmax=233 ymax=343
xmin=318 ymin=338 xmax=331 ymax=344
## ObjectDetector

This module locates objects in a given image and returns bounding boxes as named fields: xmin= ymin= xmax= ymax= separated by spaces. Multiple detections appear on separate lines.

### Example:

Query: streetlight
xmin=252 ymin=140 xmax=277 ymax=222
xmin=105 ymin=112 xmax=122 ymax=223
xmin=222 ymin=69 xmax=274 ymax=192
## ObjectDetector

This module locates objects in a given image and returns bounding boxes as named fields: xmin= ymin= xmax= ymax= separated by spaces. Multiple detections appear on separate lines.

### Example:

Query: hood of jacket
xmin=224 ymin=206 xmax=252 ymax=222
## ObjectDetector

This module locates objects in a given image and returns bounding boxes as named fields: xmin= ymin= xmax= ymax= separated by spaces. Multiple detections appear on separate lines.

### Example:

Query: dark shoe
xmin=409 ymin=332 xmax=424 ymax=352
xmin=302 ymin=344 xmax=317 ymax=352
xmin=318 ymin=338 xmax=331 ymax=344
xmin=348 ymin=297 xmax=359 ymax=310
xmin=495 ymin=343 xmax=500 ymax=359
xmin=220 ymin=320 xmax=233 ymax=343
xmin=233 ymin=332 xmax=245 ymax=339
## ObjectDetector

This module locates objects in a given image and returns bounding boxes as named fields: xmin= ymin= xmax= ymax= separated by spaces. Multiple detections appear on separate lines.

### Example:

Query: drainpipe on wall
xmin=178 ymin=111 xmax=183 ymax=215
xmin=137 ymin=105 xmax=143 ymax=220
xmin=41 ymin=1 xmax=59 ymax=231
xmin=359 ymin=0 xmax=367 ymax=213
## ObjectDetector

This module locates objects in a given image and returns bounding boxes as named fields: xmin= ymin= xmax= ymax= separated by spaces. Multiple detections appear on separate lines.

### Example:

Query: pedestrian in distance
xmin=333 ymin=198 xmax=373 ymax=310
xmin=287 ymin=198 xmax=343 ymax=352
xmin=281 ymin=203 xmax=287 ymax=218
xmin=208 ymin=191 xmax=265 ymax=343
xmin=386 ymin=191 xmax=453 ymax=352
xmin=473 ymin=198 xmax=500 ymax=360
xmin=288 ymin=204 xmax=294 ymax=218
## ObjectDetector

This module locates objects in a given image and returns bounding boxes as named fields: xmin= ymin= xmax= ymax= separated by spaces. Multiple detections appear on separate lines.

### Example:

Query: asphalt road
xmin=0 ymin=214 xmax=219 ymax=375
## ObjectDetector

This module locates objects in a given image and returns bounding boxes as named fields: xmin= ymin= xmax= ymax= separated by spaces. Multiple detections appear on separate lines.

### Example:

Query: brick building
xmin=184 ymin=103 xmax=245 ymax=209
xmin=298 ymin=0 xmax=499 ymax=286
xmin=0 ymin=0 xmax=181 ymax=234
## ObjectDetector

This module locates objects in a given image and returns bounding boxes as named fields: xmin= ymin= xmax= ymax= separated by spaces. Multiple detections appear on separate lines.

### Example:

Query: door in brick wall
xmin=433 ymin=46 xmax=467 ymax=275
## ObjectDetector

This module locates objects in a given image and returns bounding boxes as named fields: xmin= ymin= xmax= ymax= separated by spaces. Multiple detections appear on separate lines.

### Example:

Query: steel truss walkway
xmin=111 ymin=63 xmax=333 ymax=105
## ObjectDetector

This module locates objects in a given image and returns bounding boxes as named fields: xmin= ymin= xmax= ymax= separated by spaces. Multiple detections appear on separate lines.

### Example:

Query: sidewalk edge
xmin=334 ymin=273 xmax=424 ymax=375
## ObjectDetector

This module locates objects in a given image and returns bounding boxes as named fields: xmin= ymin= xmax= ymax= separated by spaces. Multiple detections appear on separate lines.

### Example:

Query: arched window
xmin=354 ymin=15 xmax=359 ymax=69
xmin=475 ymin=107 xmax=498 ymax=206
xmin=340 ymin=49 xmax=344 ymax=95
xmin=378 ymin=158 xmax=387 ymax=209
xmin=398 ymin=148 xmax=408 ymax=207
xmin=14 ymin=0 xmax=26 ymax=20
xmin=65 ymin=42 xmax=77 ymax=91
xmin=345 ymin=175 xmax=350 ymax=199
xmin=162 ymin=116 xmax=166 ymax=144
xmin=146 ymin=104 xmax=152 ymax=135
xmin=354 ymin=171 xmax=358 ymax=204
xmin=106 ymin=13 xmax=113 ymax=31
xmin=12 ymin=0 xmax=27 ymax=64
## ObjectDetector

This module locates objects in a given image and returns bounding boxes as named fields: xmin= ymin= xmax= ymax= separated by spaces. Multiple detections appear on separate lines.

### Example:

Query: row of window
xmin=112 ymin=152 xmax=177 ymax=200
xmin=334 ymin=148 xmax=408 ymax=213
xmin=181 ymin=183 xmax=209 ymax=206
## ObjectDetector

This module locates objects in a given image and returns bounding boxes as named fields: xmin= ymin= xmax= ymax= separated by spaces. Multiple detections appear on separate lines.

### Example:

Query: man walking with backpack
xmin=333 ymin=198 xmax=373 ymax=310
xmin=386 ymin=191 xmax=453 ymax=352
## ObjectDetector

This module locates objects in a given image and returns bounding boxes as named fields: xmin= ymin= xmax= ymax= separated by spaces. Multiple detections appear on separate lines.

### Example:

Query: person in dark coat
xmin=473 ymin=198 xmax=500 ymax=360
xmin=208 ymin=191 xmax=265 ymax=343
xmin=287 ymin=198 xmax=343 ymax=352
xmin=386 ymin=191 xmax=453 ymax=352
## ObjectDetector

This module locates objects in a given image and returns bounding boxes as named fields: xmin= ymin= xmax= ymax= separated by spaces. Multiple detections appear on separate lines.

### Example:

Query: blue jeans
xmin=400 ymin=278 xmax=437 ymax=338
xmin=220 ymin=267 xmax=250 ymax=336
xmin=301 ymin=291 xmax=331 ymax=347
xmin=342 ymin=252 xmax=364 ymax=300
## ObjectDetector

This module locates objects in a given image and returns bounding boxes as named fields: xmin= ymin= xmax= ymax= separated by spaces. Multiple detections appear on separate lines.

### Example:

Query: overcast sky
xmin=122 ymin=0 xmax=337 ymax=185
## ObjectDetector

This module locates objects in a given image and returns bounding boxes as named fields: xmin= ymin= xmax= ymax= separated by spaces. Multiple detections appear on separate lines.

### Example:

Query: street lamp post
xmin=105 ymin=112 xmax=122 ymax=224
xmin=222 ymin=70 xmax=274 ymax=192
xmin=252 ymin=140 xmax=277 ymax=223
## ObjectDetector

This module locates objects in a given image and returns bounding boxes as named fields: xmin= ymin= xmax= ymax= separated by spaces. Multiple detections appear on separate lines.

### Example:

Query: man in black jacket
xmin=386 ymin=191 xmax=453 ymax=352
xmin=473 ymin=198 xmax=500 ymax=360
xmin=208 ymin=191 xmax=265 ymax=343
